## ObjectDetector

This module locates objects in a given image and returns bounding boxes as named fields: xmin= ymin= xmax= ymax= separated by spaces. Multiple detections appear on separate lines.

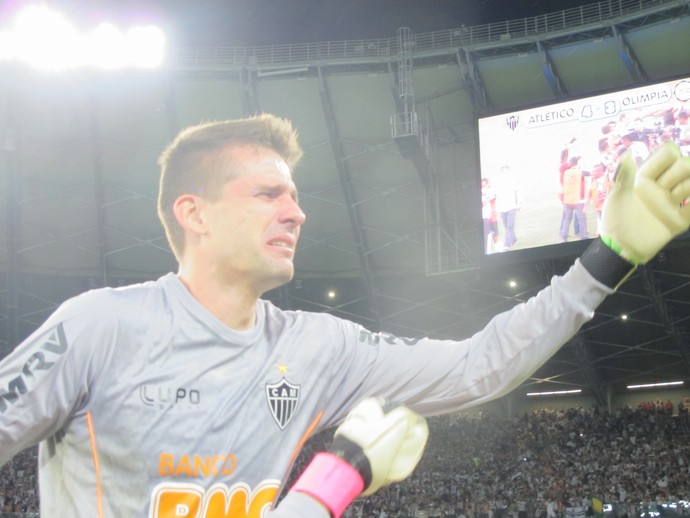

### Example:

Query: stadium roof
xmin=1 ymin=0 xmax=689 ymax=407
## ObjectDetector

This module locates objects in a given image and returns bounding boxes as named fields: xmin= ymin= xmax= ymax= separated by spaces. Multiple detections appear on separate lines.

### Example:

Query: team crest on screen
xmin=505 ymin=115 xmax=519 ymax=131
xmin=265 ymin=378 xmax=300 ymax=430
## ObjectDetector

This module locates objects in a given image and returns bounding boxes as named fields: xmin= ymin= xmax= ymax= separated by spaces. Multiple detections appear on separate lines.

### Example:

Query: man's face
xmin=201 ymin=144 xmax=306 ymax=295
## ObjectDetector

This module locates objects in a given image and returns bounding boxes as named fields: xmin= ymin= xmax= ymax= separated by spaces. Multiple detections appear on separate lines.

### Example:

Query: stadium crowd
xmin=337 ymin=399 xmax=690 ymax=518
xmin=2 ymin=399 xmax=690 ymax=517
xmin=0 ymin=447 xmax=38 ymax=516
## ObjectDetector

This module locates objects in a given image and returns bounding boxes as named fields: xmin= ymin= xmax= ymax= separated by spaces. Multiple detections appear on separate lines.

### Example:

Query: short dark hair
xmin=157 ymin=113 xmax=303 ymax=260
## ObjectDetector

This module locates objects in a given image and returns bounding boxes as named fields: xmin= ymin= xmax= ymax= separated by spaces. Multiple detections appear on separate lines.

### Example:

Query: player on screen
xmin=481 ymin=177 xmax=499 ymax=253
xmin=1 ymin=113 xmax=689 ymax=517
xmin=494 ymin=165 xmax=519 ymax=250
xmin=676 ymin=109 xmax=690 ymax=156
xmin=558 ymin=155 xmax=589 ymax=242
xmin=586 ymin=162 xmax=611 ymax=237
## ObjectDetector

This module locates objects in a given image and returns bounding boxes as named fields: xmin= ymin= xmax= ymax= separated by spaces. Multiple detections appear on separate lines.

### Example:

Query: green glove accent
xmin=599 ymin=235 xmax=630 ymax=264
xmin=600 ymin=142 xmax=690 ymax=264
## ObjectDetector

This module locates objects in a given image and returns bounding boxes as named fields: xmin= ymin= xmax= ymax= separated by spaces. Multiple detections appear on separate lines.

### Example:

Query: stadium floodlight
xmin=626 ymin=381 xmax=684 ymax=390
xmin=90 ymin=23 xmax=129 ymax=70
xmin=11 ymin=5 xmax=86 ymax=70
xmin=126 ymin=26 xmax=165 ymax=68
xmin=0 ymin=31 xmax=15 ymax=61
xmin=0 ymin=5 xmax=165 ymax=71
xmin=526 ymin=389 xmax=582 ymax=397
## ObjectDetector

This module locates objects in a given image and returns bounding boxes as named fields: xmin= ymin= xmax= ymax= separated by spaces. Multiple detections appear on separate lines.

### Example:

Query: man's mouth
xmin=267 ymin=237 xmax=297 ymax=257
xmin=268 ymin=240 xmax=293 ymax=249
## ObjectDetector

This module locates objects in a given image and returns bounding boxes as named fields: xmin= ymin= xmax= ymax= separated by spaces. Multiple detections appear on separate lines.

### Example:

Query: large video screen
xmin=478 ymin=76 xmax=690 ymax=256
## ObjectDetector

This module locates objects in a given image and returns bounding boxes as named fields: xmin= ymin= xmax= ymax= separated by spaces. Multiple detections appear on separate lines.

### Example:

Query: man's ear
xmin=173 ymin=194 xmax=207 ymax=236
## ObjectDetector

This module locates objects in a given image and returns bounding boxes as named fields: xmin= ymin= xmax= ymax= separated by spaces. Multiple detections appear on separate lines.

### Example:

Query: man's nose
xmin=282 ymin=197 xmax=306 ymax=226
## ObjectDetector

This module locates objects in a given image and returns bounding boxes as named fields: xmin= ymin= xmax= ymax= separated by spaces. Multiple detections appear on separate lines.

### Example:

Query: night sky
xmin=163 ymin=0 xmax=601 ymax=46
xmin=2 ymin=0 xmax=602 ymax=47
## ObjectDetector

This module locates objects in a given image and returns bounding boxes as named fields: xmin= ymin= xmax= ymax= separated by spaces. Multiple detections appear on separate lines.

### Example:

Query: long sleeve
xmin=315 ymin=259 xmax=613 ymax=426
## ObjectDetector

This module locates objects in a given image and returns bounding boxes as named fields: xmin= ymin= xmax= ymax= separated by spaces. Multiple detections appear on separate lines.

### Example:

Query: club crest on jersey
xmin=266 ymin=378 xmax=300 ymax=430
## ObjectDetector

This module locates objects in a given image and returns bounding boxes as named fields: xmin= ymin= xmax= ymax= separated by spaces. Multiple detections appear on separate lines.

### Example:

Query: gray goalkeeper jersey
xmin=0 ymin=261 xmax=610 ymax=517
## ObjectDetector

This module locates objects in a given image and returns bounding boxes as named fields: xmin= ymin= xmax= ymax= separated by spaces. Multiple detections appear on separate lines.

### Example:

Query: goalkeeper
xmin=0 ymin=114 xmax=689 ymax=518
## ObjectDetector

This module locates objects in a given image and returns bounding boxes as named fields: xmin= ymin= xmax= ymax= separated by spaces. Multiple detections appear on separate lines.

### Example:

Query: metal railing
xmin=172 ymin=0 xmax=687 ymax=70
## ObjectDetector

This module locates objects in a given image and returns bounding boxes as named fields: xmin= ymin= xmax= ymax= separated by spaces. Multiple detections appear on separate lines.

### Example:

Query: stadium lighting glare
xmin=12 ymin=5 xmax=85 ymax=70
xmin=526 ymin=389 xmax=582 ymax=397
xmin=126 ymin=26 xmax=165 ymax=68
xmin=91 ymin=23 xmax=129 ymax=70
xmin=626 ymin=381 xmax=684 ymax=390
xmin=0 ymin=32 xmax=15 ymax=61
xmin=0 ymin=5 xmax=165 ymax=71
